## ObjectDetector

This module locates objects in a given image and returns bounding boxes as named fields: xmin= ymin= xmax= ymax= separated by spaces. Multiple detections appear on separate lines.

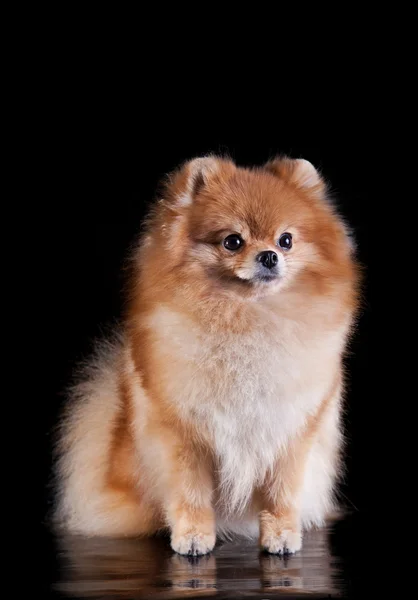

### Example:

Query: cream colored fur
xmin=55 ymin=296 xmax=348 ymax=539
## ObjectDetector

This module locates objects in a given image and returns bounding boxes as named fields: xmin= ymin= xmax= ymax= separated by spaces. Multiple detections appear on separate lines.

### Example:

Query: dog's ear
xmin=165 ymin=155 xmax=236 ymax=207
xmin=264 ymin=156 xmax=326 ymax=196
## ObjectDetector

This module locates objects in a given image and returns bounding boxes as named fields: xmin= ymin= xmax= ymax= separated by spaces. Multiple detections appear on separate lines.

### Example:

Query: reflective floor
xmin=43 ymin=514 xmax=362 ymax=599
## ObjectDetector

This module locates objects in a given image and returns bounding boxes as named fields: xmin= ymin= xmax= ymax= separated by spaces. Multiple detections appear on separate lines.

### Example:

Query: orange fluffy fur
xmin=53 ymin=155 xmax=361 ymax=556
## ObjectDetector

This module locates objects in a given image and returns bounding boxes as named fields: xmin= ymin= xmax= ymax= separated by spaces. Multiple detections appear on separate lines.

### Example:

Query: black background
xmin=37 ymin=85 xmax=377 ymax=596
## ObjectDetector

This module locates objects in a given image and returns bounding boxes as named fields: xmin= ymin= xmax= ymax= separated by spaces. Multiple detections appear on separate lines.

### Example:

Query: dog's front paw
xmin=171 ymin=532 xmax=216 ymax=556
xmin=260 ymin=529 xmax=302 ymax=555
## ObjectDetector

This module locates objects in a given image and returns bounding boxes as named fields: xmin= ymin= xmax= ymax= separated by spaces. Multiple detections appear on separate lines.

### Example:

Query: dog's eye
xmin=278 ymin=233 xmax=292 ymax=250
xmin=223 ymin=234 xmax=243 ymax=251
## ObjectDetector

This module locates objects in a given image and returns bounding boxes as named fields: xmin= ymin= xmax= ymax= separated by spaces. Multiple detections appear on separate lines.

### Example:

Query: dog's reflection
xmin=55 ymin=534 xmax=217 ymax=598
xmin=258 ymin=528 xmax=336 ymax=593
xmin=167 ymin=554 xmax=217 ymax=595
xmin=54 ymin=527 xmax=339 ymax=598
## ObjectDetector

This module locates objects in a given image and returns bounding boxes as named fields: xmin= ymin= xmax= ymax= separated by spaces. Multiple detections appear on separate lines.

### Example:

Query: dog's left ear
xmin=264 ymin=157 xmax=326 ymax=196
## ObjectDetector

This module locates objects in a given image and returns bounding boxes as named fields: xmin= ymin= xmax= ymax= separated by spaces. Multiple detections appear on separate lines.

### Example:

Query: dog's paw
xmin=260 ymin=529 xmax=302 ymax=555
xmin=171 ymin=532 xmax=216 ymax=556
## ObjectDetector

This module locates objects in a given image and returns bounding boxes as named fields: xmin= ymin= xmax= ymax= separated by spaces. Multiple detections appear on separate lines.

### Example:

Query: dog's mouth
xmin=231 ymin=272 xmax=281 ymax=287
xmin=207 ymin=266 xmax=281 ymax=289
xmin=254 ymin=273 xmax=279 ymax=283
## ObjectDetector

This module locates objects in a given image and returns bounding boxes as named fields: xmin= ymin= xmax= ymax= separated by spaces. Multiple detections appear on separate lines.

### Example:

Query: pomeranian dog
xmin=53 ymin=155 xmax=361 ymax=556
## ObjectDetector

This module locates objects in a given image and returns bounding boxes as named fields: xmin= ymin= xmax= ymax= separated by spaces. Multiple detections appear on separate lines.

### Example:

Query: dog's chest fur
xmin=147 ymin=304 xmax=342 ymax=511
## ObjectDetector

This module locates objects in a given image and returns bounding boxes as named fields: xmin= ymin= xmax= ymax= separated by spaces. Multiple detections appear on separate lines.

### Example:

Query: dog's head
xmin=141 ymin=155 xmax=356 ymax=301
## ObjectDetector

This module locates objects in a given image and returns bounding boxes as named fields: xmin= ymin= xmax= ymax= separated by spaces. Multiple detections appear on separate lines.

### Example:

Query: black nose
xmin=257 ymin=250 xmax=278 ymax=270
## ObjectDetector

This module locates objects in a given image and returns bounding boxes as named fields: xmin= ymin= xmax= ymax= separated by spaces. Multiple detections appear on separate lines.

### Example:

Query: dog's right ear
xmin=165 ymin=155 xmax=236 ymax=207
